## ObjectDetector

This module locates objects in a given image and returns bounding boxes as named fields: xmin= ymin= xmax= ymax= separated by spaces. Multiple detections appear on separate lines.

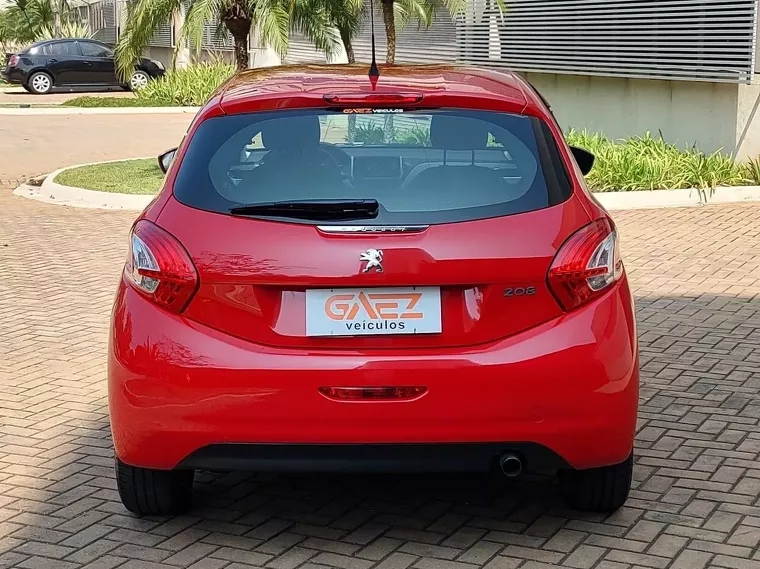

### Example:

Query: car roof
xmin=30 ymin=38 xmax=104 ymax=47
xmin=215 ymin=64 xmax=542 ymax=116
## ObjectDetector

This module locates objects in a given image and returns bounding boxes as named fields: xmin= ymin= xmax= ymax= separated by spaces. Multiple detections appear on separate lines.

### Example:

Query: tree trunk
xmin=339 ymin=28 xmax=355 ymax=64
xmin=347 ymin=113 xmax=357 ymax=143
xmin=224 ymin=6 xmax=252 ymax=72
xmin=381 ymin=0 xmax=395 ymax=64
xmin=232 ymin=33 xmax=248 ymax=71
xmin=380 ymin=0 xmax=396 ymax=141
xmin=53 ymin=0 xmax=62 ymax=37
xmin=338 ymin=28 xmax=357 ymax=142
xmin=383 ymin=114 xmax=395 ymax=143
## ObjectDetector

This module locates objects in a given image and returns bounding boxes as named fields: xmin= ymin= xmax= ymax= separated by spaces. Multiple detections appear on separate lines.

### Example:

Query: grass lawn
xmin=62 ymin=96 xmax=168 ymax=108
xmin=55 ymin=159 xmax=163 ymax=194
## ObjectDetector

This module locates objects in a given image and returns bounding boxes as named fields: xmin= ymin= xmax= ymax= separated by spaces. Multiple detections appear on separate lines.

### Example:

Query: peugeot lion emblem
xmin=360 ymin=249 xmax=383 ymax=273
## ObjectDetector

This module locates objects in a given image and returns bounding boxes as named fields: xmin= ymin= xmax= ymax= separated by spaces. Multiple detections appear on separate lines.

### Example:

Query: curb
xmin=595 ymin=186 xmax=760 ymax=210
xmin=12 ymin=159 xmax=760 ymax=212
xmin=0 ymin=106 xmax=200 ymax=115
xmin=14 ymin=159 xmax=158 ymax=210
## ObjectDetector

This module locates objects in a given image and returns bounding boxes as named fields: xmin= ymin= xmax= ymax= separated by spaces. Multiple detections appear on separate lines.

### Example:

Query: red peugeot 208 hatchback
xmin=109 ymin=64 xmax=639 ymax=516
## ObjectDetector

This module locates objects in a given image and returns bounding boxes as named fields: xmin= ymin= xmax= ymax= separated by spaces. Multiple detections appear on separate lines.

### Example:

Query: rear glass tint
xmin=173 ymin=109 xmax=572 ymax=225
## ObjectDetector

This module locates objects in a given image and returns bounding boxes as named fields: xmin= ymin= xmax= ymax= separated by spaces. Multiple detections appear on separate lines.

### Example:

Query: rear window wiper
xmin=229 ymin=199 xmax=379 ymax=220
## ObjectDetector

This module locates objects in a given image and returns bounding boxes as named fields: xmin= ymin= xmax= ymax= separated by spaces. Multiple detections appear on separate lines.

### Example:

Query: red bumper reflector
xmin=318 ymin=386 xmax=427 ymax=401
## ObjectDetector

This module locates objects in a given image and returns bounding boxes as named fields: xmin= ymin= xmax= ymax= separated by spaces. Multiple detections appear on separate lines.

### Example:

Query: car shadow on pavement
xmin=190 ymin=468 xmax=574 ymax=525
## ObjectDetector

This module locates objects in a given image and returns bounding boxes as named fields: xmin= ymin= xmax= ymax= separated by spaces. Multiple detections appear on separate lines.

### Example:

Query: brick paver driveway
xmin=1 ymin=190 xmax=760 ymax=569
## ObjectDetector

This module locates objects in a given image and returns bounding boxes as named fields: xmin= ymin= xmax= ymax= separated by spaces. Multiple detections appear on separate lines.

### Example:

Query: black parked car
xmin=1 ymin=38 xmax=165 ymax=95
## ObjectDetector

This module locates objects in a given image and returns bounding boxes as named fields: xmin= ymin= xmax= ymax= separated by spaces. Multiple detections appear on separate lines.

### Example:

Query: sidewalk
xmin=0 ymin=86 xmax=134 ymax=106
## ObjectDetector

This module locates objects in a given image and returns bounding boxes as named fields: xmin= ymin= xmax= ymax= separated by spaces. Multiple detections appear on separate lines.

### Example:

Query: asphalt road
xmin=0 ymin=112 xmax=193 ymax=186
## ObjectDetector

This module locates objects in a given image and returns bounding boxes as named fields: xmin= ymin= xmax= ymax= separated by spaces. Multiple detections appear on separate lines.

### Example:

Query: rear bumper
xmin=178 ymin=442 xmax=569 ymax=473
xmin=109 ymin=277 xmax=639 ymax=472
xmin=1 ymin=67 xmax=24 ymax=84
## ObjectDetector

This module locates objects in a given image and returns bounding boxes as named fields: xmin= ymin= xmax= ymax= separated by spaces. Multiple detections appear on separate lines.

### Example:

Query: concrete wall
xmin=523 ymin=72 xmax=756 ymax=159
xmin=736 ymin=82 xmax=760 ymax=160
xmin=143 ymin=46 xmax=235 ymax=69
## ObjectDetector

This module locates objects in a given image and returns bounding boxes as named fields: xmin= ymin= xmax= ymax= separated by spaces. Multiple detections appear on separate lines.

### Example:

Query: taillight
xmin=548 ymin=218 xmax=623 ymax=311
xmin=323 ymin=93 xmax=423 ymax=105
xmin=124 ymin=220 xmax=198 ymax=313
xmin=8 ymin=55 xmax=19 ymax=67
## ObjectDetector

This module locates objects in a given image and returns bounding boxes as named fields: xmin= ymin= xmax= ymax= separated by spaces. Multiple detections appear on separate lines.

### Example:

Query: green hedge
xmin=64 ymin=62 xmax=235 ymax=108
xmin=135 ymin=62 xmax=235 ymax=107
xmin=567 ymin=130 xmax=759 ymax=191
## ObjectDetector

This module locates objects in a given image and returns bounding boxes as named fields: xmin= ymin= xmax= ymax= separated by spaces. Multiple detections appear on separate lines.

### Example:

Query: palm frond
xmin=325 ymin=0 xmax=363 ymax=43
xmin=251 ymin=0 xmax=289 ymax=57
xmin=114 ymin=0 xmax=179 ymax=79
xmin=394 ymin=0 xmax=433 ymax=30
xmin=289 ymin=0 xmax=340 ymax=57
xmin=36 ymin=19 xmax=92 ymax=39
xmin=180 ymin=0 xmax=222 ymax=56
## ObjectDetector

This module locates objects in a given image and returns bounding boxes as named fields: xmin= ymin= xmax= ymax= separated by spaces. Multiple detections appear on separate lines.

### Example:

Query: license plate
xmin=305 ymin=287 xmax=442 ymax=337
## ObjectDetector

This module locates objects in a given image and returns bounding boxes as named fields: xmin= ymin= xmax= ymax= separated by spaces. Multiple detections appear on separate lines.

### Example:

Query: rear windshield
xmin=173 ymin=109 xmax=572 ymax=225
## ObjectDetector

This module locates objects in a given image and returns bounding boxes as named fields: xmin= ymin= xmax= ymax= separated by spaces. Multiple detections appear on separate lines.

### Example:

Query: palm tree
xmin=316 ymin=0 xmax=363 ymax=63
xmin=381 ymin=0 xmax=504 ymax=64
xmin=115 ymin=0 xmax=339 ymax=77
xmin=1 ymin=0 xmax=86 ymax=44
xmin=309 ymin=0 xmax=459 ymax=66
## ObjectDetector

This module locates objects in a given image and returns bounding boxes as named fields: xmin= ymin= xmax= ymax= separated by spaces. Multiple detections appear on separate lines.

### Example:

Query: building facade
xmin=284 ymin=0 xmax=760 ymax=160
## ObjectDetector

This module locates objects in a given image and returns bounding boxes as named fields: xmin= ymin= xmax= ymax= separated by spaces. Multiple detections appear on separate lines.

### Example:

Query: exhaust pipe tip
xmin=499 ymin=453 xmax=523 ymax=477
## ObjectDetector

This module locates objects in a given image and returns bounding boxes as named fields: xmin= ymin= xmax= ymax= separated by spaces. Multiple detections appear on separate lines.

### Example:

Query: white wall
xmin=143 ymin=47 xmax=235 ymax=69
xmin=524 ymin=72 xmax=743 ymax=157
xmin=735 ymin=82 xmax=760 ymax=160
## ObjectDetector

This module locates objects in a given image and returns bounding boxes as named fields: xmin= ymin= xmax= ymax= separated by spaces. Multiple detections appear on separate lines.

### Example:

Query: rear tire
xmin=27 ymin=71 xmax=53 ymax=95
xmin=115 ymin=459 xmax=194 ymax=516
xmin=559 ymin=453 xmax=633 ymax=512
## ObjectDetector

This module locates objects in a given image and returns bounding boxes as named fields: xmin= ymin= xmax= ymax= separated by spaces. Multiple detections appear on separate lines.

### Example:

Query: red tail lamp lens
xmin=124 ymin=220 xmax=198 ymax=313
xmin=548 ymin=217 xmax=623 ymax=311
xmin=319 ymin=386 xmax=427 ymax=401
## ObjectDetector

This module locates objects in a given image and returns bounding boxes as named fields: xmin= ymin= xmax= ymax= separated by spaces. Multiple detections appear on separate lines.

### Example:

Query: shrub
xmin=135 ymin=61 xmax=235 ymax=107
xmin=354 ymin=123 xmax=385 ymax=145
xmin=743 ymin=157 xmax=760 ymax=185
xmin=401 ymin=126 xmax=431 ymax=146
xmin=63 ymin=62 xmax=235 ymax=108
xmin=566 ymin=130 xmax=749 ymax=191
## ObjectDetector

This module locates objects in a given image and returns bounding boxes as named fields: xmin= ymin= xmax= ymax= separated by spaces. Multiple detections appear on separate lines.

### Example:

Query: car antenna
xmin=368 ymin=0 xmax=380 ymax=89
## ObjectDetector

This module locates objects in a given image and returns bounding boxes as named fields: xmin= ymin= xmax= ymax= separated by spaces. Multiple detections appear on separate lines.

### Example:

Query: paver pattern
xmin=1 ymin=191 xmax=760 ymax=569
